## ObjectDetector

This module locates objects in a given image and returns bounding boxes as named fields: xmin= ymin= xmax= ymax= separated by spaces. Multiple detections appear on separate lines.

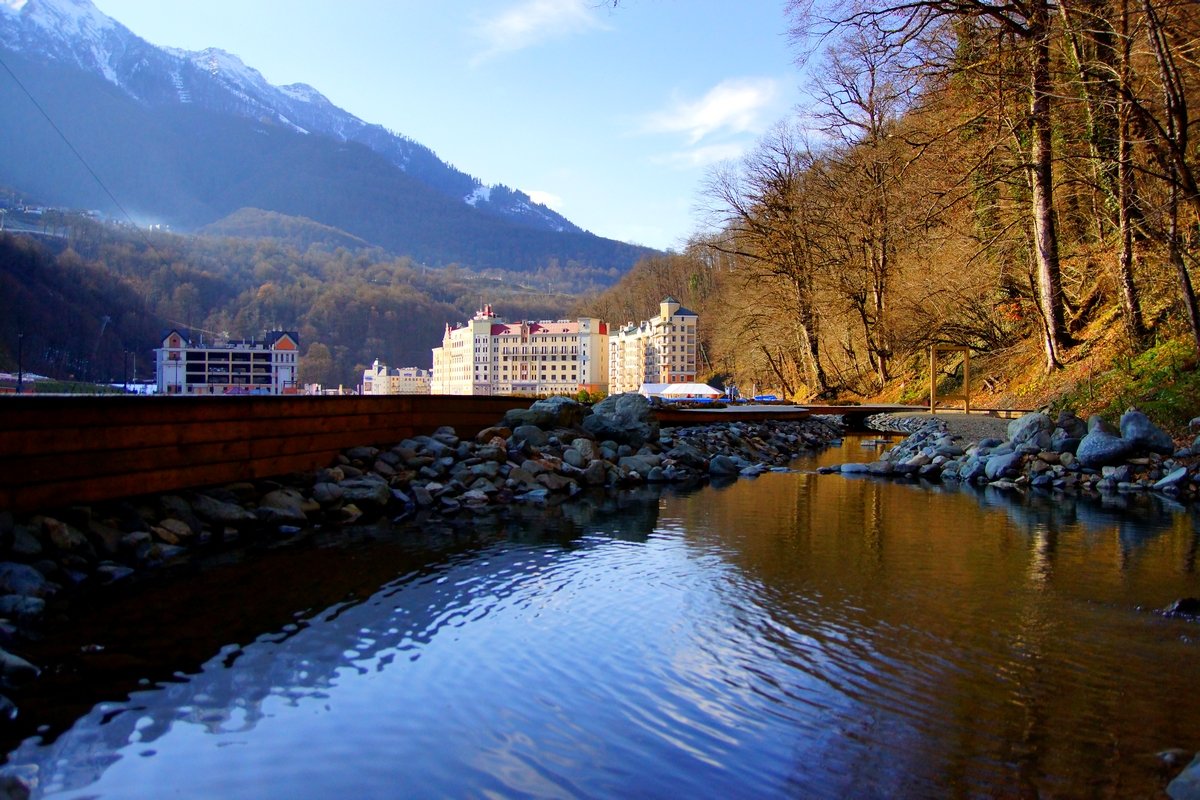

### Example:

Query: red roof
xmin=491 ymin=321 xmax=580 ymax=336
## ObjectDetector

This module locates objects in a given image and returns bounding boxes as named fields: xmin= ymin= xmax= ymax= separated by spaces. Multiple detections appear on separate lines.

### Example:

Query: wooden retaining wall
xmin=0 ymin=395 xmax=525 ymax=515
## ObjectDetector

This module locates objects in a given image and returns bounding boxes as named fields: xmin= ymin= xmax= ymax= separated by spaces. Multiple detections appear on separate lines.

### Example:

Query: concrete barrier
xmin=0 ymin=395 xmax=523 ymax=514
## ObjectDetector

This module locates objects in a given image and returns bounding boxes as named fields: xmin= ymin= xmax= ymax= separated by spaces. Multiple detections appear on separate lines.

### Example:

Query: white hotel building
xmin=431 ymin=305 xmax=610 ymax=396
xmin=608 ymin=297 xmax=699 ymax=394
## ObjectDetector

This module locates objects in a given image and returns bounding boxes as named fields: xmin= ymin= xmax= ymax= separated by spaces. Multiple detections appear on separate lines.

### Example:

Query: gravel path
xmin=872 ymin=411 xmax=1014 ymax=446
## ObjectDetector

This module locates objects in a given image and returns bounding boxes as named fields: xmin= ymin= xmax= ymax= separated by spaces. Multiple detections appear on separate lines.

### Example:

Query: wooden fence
xmin=0 ymin=395 xmax=524 ymax=515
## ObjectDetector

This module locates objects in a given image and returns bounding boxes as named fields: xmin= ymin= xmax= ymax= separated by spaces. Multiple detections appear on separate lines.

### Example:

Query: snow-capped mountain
xmin=0 ymin=0 xmax=581 ymax=235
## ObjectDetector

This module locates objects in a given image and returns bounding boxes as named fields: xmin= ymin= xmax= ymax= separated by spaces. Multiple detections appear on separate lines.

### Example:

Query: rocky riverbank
xmin=0 ymin=393 xmax=843 ymax=742
xmin=822 ymin=406 xmax=1200 ymax=500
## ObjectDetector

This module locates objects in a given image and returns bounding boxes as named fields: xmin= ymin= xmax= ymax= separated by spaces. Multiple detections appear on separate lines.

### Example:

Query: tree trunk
xmin=1029 ymin=1 xmax=1069 ymax=372
xmin=1115 ymin=0 xmax=1146 ymax=344
xmin=1168 ymin=182 xmax=1200 ymax=354
xmin=795 ymin=275 xmax=827 ymax=393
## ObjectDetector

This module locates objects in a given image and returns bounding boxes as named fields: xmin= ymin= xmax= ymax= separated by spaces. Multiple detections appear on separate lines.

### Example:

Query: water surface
xmin=5 ymin=438 xmax=1198 ymax=798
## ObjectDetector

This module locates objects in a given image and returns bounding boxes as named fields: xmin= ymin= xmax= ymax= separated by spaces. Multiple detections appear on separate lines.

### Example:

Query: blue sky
xmin=90 ymin=0 xmax=805 ymax=251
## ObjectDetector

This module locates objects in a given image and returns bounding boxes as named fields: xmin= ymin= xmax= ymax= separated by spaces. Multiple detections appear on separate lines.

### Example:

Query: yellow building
xmin=608 ymin=297 xmax=699 ymax=395
xmin=431 ymin=304 xmax=609 ymax=395
xmin=361 ymin=360 xmax=432 ymax=395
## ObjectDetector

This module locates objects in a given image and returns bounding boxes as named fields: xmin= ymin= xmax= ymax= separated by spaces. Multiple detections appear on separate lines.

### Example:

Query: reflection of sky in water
xmin=5 ymin=440 xmax=1199 ymax=798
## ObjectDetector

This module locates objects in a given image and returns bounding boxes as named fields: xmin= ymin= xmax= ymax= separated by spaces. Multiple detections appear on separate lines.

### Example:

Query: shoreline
xmin=831 ymin=408 xmax=1200 ymax=503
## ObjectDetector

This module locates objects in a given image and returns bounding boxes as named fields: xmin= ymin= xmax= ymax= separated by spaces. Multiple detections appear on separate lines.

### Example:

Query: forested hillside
xmin=581 ymin=0 xmax=1200 ymax=429
xmin=0 ymin=216 xmax=582 ymax=388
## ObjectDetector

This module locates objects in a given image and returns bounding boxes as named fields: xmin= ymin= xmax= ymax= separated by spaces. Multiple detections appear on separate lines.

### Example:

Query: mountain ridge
xmin=0 ymin=0 xmax=655 ymax=271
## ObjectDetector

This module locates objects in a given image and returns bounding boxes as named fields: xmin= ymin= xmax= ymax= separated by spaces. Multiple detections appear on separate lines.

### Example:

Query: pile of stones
xmin=824 ymin=407 xmax=1200 ymax=499
xmin=0 ymin=393 xmax=844 ymax=728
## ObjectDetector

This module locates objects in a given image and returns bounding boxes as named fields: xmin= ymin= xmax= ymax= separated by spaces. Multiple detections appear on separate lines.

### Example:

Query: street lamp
xmin=123 ymin=350 xmax=130 ymax=393
xmin=16 ymin=331 xmax=24 ymax=394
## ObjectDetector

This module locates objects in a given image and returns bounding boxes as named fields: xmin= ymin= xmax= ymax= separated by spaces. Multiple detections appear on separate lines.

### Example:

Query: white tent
xmin=638 ymin=383 xmax=670 ymax=397
xmin=659 ymin=382 xmax=722 ymax=399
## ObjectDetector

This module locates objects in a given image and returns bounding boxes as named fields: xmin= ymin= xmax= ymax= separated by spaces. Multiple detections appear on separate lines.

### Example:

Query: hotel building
xmin=430 ymin=305 xmax=609 ymax=395
xmin=608 ymin=297 xmax=699 ymax=394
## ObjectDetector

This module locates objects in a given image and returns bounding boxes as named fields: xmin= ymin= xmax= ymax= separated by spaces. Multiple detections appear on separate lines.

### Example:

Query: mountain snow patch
xmin=465 ymin=185 xmax=491 ymax=207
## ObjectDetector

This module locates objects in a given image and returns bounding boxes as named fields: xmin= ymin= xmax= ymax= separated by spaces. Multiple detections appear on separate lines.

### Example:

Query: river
xmin=2 ymin=437 xmax=1198 ymax=798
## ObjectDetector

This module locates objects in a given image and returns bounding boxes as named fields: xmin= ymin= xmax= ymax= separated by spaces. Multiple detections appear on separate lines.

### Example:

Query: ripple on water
xmin=4 ymin=445 xmax=1199 ymax=798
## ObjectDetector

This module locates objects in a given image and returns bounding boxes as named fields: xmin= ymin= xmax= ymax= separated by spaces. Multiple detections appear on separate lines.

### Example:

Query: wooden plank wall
xmin=0 ymin=395 xmax=525 ymax=515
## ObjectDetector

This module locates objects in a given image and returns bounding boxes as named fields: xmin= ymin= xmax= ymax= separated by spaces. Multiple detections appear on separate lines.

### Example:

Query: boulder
xmin=475 ymin=426 xmax=512 ymax=443
xmin=985 ymin=452 xmax=1022 ymax=481
xmin=192 ymin=494 xmax=256 ymax=525
xmin=511 ymin=425 xmax=550 ymax=447
xmin=0 ymin=563 xmax=55 ymax=599
xmin=1007 ymin=412 xmax=1053 ymax=446
xmin=503 ymin=407 xmax=556 ymax=430
xmin=618 ymin=455 xmax=659 ymax=475
xmin=43 ymin=518 xmax=94 ymax=558
xmin=0 ymin=597 xmax=44 ymax=628
xmin=311 ymin=482 xmax=344 ymax=506
xmin=528 ymin=396 xmax=587 ymax=429
xmin=708 ymin=455 xmax=741 ymax=476
xmin=1168 ymin=753 xmax=1200 ymax=800
xmin=1054 ymin=410 xmax=1087 ymax=438
xmin=1120 ymin=408 xmax=1175 ymax=455
xmin=1076 ymin=420 xmax=1134 ymax=468
xmin=582 ymin=393 xmax=659 ymax=447
xmin=583 ymin=461 xmax=608 ymax=486
xmin=258 ymin=489 xmax=309 ymax=523
xmin=1154 ymin=467 xmax=1190 ymax=492
xmin=338 ymin=477 xmax=392 ymax=508
xmin=0 ymin=648 xmax=38 ymax=689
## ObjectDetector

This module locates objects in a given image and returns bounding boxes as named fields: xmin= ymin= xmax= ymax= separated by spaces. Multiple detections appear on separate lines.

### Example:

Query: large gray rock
xmin=1007 ymin=412 xmax=1053 ymax=446
xmin=511 ymin=425 xmax=550 ymax=447
xmin=708 ymin=455 xmax=741 ymax=475
xmin=582 ymin=393 xmax=659 ymax=447
xmin=0 ymin=597 xmax=44 ymax=627
xmin=1120 ymin=407 xmax=1175 ymax=455
xmin=1055 ymin=410 xmax=1088 ymax=439
xmin=528 ymin=396 xmax=587 ymax=428
xmin=503 ymin=407 xmax=554 ymax=429
xmin=1154 ymin=467 xmax=1191 ymax=492
xmin=258 ymin=489 xmax=309 ymax=523
xmin=0 ymin=647 xmax=39 ymax=689
xmin=0 ymin=563 xmax=55 ymax=599
xmin=1168 ymin=752 xmax=1200 ymax=800
xmin=618 ymin=455 xmax=659 ymax=476
xmin=985 ymin=452 xmax=1022 ymax=480
xmin=192 ymin=494 xmax=256 ymax=524
xmin=1076 ymin=430 xmax=1133 ymax=468
xmin=338 ymin=476 xmax=392 ymax=508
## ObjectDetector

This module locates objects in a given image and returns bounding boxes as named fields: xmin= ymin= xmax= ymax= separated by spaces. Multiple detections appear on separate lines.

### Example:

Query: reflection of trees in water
xmin=4 ymin=487 xmax=673 ymax=796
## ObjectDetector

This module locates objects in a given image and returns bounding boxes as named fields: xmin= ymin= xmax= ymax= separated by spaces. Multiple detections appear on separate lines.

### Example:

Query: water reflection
xmin=2 ymin=440 xmax=1198 ymax=798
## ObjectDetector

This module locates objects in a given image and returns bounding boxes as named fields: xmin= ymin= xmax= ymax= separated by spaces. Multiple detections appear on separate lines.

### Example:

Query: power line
xmin=0 ymin=51 xmax=169 ymax=262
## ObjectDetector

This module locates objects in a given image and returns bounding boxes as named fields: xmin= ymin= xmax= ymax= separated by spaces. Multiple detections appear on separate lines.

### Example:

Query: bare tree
xmin=701 ymin=123 xmax=830 ymax=395
xmin=789 ymin=0 xmax=1074 ymax=372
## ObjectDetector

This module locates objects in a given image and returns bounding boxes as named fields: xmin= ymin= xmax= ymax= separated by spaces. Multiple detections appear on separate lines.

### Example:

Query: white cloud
xmin=654 ymin=142 xmax=747 ymax=170
xmin=527 ymin=189 xmax=564 ymax=209
xmin=642 ymin=78 xmax=780 ymax=144
xmin=471 ymin=0 xmax=606 ymax=64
